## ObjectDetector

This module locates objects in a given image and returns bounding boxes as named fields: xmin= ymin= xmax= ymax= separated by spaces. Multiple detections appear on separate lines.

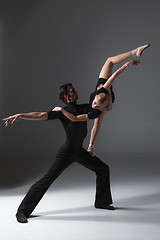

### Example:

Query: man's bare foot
xmin=133 ymin=44 xmax=150 ymax=57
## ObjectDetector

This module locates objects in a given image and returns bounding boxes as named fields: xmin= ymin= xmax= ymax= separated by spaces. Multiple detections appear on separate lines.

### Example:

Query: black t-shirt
xmin=47 ymin=102 xmax=90 ymax=148
xmin=88 ymin=78 xmax=115 ymax=120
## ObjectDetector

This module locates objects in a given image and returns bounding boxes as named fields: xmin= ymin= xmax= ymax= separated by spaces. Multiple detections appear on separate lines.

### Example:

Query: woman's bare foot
xmin=133 ymin=44 xmax=150 ymax=57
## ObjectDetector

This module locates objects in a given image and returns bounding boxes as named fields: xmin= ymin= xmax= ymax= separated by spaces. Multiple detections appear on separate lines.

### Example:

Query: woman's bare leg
xmin=99 ymin=44 xmax=150 ymax=79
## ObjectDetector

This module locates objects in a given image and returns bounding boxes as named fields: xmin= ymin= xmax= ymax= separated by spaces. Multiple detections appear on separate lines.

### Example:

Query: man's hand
xmin=52 ymin=107 xmax=63 ymax=112
xmin=3 ymin=114 xmax=21 ymax=127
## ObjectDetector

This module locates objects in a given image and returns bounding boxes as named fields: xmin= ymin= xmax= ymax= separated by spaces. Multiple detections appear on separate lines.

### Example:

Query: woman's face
xmin=92 ymin=95 xmax=105 ymax=111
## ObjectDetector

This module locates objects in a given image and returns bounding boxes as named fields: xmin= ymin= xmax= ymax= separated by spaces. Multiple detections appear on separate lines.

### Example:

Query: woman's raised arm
xmin=103 ymin=60 xmax=140 ymax=90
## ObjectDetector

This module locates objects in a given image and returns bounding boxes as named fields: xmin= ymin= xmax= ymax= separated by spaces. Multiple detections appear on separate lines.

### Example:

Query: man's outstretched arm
xmin=3 ymin=112 xmax=48 ymax=126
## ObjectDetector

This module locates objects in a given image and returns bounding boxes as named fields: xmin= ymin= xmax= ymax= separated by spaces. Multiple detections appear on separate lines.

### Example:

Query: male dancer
xmin=3 ymin=83 xmax=114 ymax=224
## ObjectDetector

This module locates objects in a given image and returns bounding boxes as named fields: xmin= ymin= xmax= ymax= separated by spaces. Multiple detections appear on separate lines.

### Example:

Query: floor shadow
xmin=114 ymin=206 xmax=155 ymax=211
xmin=29 ymin=210 xmax=160 ymax=225
xmin=116 ymin=192 xmax=160 ymax=206
xmin=35 ymin=192 xmax=160 ymax=216
xmin=32 ymin=193 xmax=160 ymax=224
xmin=36 ymin=205 xmax=154 ymax=216
xmin=28 ymin=214 xmax=41 ymax=219
xmin=36 ymin=205 xmax=93 ymax=216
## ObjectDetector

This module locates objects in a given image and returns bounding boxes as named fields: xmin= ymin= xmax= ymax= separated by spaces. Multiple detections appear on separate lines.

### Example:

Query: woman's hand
xmin=52 ymin=107 xmax=63 ymax=112
xmin=3 ymin=114 xmax=21 ymax=127
xmin=126 ymin=60 xmax=140 ymax=67
xmin=87 ymin=145 xmax=96 ymax=157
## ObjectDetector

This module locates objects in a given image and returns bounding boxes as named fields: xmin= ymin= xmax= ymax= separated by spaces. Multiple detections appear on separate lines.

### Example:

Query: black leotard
xmin=88 ymin=78 xmax=115 ymax=120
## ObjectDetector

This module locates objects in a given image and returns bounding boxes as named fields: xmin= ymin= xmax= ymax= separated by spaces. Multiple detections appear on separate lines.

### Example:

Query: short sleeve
xmin=47 ymin=111 xmax=62 ymax=120
xmin=88 ymin=109 xmax=102 ymax=119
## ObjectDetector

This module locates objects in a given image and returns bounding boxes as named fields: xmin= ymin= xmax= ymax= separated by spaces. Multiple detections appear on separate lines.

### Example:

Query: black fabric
xmin=17 ymin=102 xmax=113 ymax=216
xmin=88 ymin=87 xmax=108 ymax=119
xmin=88 ymin=78 xmax=115 ymax=119
xmin=95 ymin=78 xmax=108 ymax=89
xmin=47 ymin=103 xmax=89 ymax=148
xmin=97 ymin=78 xmax=115 ymax=103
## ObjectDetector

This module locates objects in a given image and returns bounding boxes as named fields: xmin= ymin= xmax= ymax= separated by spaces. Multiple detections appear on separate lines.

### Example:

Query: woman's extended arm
xmin=3 ymin=112 xmax=48 ymax=126
xmin=53 ymin=107 xmax=89 ymax=122
xmin=87 ymin=111 xmax=107 ymax=156
xmin=103 ymin=60 xmax=140 ymax=90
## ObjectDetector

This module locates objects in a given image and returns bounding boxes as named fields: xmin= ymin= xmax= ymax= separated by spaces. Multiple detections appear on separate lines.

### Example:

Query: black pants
xmin=17 ymin=146 xmax=113 ymax=216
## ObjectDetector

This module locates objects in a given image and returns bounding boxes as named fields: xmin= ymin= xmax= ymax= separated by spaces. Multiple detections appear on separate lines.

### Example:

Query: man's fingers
xmin=3 ymin=117 xmax=13 ymax=122
xmin=11 ymin=117 xmax=17 ymax=124
xmin=5 ymin=120 xmax=9 ymax=127
xmin=3 ymin=117 xmax=11 ymax=121
xmin=3 ymin=117 xmax=15 ymax=126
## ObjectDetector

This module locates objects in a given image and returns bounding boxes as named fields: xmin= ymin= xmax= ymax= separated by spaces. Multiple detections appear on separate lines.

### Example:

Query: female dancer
xmin=53 ymin=44 xmax=150 ymax=155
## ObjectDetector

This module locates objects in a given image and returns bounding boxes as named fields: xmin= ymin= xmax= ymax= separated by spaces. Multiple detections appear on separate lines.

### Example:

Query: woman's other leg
xmin=99 ymin=44 xmax=149 ymax=79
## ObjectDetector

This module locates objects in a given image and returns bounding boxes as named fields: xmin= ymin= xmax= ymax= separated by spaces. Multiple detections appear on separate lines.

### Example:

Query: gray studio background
xmin=0 ymin=0 xmax=160 ymax=189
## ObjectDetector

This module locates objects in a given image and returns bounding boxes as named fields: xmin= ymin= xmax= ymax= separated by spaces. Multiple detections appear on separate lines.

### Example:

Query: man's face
xmin=66 ymin=87 xmax=78 ymax=102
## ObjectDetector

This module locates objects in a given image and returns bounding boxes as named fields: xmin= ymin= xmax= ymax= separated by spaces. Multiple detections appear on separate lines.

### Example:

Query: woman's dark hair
xmin=58 ymin=83 xmax=73 ymax=103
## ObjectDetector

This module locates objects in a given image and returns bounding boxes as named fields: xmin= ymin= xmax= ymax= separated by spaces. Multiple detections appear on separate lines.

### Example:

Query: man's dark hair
xmin=58 ymin=83 xmax=73 ymax=103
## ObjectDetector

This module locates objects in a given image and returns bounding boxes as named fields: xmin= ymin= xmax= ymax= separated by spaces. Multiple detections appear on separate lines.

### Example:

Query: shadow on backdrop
xmin=1 ymin=0 xmax=160 ymax=188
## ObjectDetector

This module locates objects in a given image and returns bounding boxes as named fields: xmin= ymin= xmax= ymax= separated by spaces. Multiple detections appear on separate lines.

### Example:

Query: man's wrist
xmin=18 ymin=113 xmax=23 ymax=118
